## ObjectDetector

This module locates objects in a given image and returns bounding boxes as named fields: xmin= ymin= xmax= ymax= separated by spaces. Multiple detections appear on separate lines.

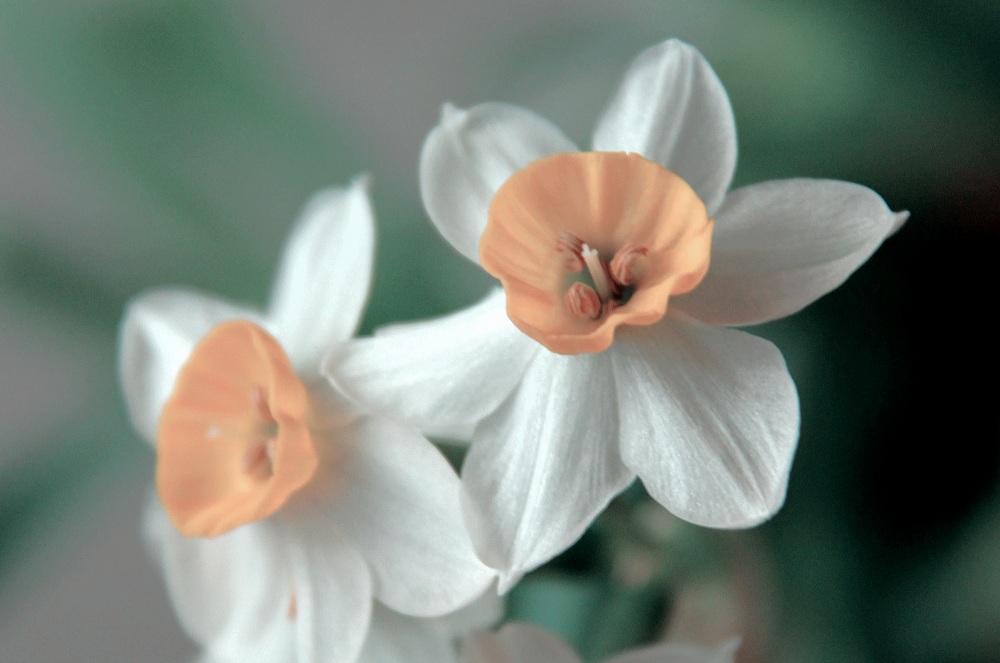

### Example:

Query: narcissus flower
xmin=120 ymin=180 xmax=495 ymax=663
xmin=327 ymin=40 xmax=907 ymax=587
xmin=461 ymin=624 xmax=739 ymax=663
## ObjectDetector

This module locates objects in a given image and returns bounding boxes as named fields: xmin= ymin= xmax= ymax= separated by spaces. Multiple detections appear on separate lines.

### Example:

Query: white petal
xmin=356 ymin=605 xmax=459 ymax=663
xmin=287 ymin=532 xmax=373 ymax=663
xmin=119 ymin=288 xmax=258 ymax=445
xmin=420 ymin=103 xmax=577 ymax=264
xmin=461 ymin=351 xmax=633 ymax=588
xmin=143 ymin=502 xmax=292 ymax=661
xmin=460 ymin=623 xmax=580 ymax=663
xmin=611 ymin=315 xmax=799 ymax=528
xmin=268 ymin=179 xmax=376 ymax=373
xmin=330 ymin=416 xmax=495 ymax=616
xmin=326 ymin=290 xmax=538 ymax=441
xmin=357 ymin=590 xmax=500 ymax=663
xmin=607 ymin=638 xmax=740 ymax=663
xmin=674 ymin=179 xmax=907 ymax=326
xmin=194 ymin=626 xmax=297 ymax=663
xmin=592 ymin=39 xmax=737 ymax=215
xmin=431 ymin=587 xmax=504 ymax=637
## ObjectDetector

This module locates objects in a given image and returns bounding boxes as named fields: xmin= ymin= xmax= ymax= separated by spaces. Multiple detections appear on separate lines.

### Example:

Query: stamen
xmin=581 ymin=243 xmax=613 ymax=301
xmin=557 ymin=232 xmax=585 ymax=272
xmin=565 ymin=282 xmax=602 ymax=320
xmin=609 ymin=244 xmax=649 ymax=286
xmin=559 ymin=234 xmax=631 ymax=319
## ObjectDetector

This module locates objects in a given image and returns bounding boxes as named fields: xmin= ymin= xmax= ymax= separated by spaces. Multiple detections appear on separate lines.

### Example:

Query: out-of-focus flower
xmin=120 ymin=179 xmax=495 ymax=663
xmin=327 ymin=40 xmax=907 ymax=587
xmin=461 ymin=624 xmax=739 ymax=663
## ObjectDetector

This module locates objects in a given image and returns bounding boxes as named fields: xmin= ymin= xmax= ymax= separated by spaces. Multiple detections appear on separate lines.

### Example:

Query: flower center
xmin=557 ymin=232 xmax=652 ymax=319
xmin=480 ymin=151 xmax=714 ymax=354
xmin=156 ymin=320 xmax=318 ymax=538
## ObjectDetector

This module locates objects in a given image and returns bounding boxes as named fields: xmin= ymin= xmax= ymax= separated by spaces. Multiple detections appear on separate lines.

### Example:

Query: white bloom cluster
xmin=118 ymin=40 xmax=904 ymax=663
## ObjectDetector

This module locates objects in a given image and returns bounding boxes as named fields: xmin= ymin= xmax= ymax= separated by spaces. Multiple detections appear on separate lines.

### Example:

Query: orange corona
xmin=480 ymin=152 xmax=714 ymax=354
xmin=156 ymin=320 xmax=318 ymax=538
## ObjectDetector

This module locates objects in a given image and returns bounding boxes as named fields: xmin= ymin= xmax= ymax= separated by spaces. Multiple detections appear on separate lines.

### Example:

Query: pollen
xmin=156 ymin=320 xmax=318 ymax=538
xmin=480 ymin=151 xmax=714 ymax=354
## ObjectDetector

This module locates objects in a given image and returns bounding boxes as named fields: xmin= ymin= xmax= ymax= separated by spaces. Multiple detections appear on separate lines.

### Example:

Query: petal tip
xmin=644 ymin=37 xmax=701 ymax=64
xmin=351 ymin=172 xmax=373 ymax=193
xmin=657 ymin=36 xmax=684 ymax=51
xmin=303 ymin=175 xmax=374 ymax=218
xmin=891 ymin=210 xmax=910 ymax=235
xmin=440 ymin=101 xmax=465 ymax=126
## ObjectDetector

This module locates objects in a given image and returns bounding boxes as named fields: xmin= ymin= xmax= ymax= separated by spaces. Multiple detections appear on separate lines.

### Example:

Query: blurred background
xmin=0 ymin=1 xmax=997 ymax=661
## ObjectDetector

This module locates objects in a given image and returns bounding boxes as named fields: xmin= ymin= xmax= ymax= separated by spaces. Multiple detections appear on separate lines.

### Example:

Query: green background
xmin=0 ymin=1 xmax=997 ymax=661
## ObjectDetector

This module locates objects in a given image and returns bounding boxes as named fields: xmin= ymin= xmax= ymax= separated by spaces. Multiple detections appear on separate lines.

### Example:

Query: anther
xmin=566 ymin=282 xmax=602 ymax=320
xmin=609 ymin=245 xmax=649 ymax=286
xmin=557 ymin=232 xmax=584 ymax=272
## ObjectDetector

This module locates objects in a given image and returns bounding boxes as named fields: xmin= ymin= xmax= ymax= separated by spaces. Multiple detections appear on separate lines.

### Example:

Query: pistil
xmin=580 ymin=243 xmax=614 ymax=302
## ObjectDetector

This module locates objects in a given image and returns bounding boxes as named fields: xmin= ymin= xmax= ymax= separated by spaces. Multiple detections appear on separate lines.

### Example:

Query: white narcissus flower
xmin=461 ymin=624 xmax=739 ymax=663
xmin=119 ymin=179 xmax=496 ymax=663
xmin=326 ymin=40 xmax=908 ymax=588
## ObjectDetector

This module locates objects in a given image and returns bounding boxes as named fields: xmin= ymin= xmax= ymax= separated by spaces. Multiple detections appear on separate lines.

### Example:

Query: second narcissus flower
xmin=326 ymin=39 xmax=907 ymax=587
xmin=119 ymin=180 xmax=495 ymax=663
